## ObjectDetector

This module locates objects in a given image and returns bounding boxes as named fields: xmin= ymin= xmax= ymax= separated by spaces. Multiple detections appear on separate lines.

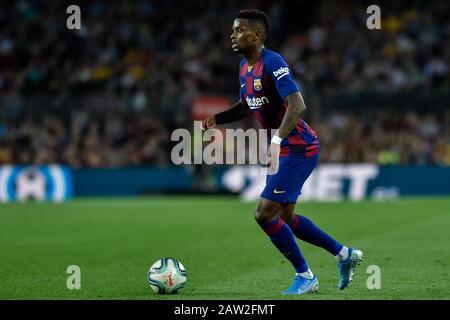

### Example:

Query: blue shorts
xmin=261 ymin=154 xmax=319 ymax=204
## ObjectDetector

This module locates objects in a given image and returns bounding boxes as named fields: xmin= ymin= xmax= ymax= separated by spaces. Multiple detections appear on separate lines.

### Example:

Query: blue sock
xmin=289 ymin=214 xmax=343 ymax=256
xmin=259 ymin=218 xmax=308 ymax=273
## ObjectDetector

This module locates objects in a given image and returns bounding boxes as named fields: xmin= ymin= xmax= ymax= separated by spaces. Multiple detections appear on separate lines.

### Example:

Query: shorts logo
xmin=273 ymin=189 xmax=286 ymax=194
xmin=253 ymin=78 xmax=262 ymax=91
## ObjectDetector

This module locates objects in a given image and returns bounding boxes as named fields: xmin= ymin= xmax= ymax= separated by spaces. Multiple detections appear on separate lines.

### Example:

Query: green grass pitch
xmin=0 ymin=196 xmax=449 ymax=300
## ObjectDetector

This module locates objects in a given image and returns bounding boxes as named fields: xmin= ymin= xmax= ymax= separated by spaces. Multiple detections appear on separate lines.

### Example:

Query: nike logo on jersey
xmin=240 ymin=83 xmax=246 ymax=88
xmin=273 ymin=189 xmax=286 ymax=194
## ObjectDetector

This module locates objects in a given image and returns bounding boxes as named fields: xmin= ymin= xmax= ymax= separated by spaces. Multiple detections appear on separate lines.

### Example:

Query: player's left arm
xmin=277 ymin=92 xmax=306 ymax=139
xmin=266 ymin=55 xmax=306 ymax=140
xmin=267 ymin=93 xmax=306 ymax=174
xmin=266 ymin=55 xmax=306 ymax=174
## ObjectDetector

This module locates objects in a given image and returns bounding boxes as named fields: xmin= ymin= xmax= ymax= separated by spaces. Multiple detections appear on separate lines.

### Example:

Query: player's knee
xmin=254 ymin=207 xmax=263 ymax=224
xmin=279 ymin=210 xmax=293 ymax=225
xmin=279 ymin=214 xmax=288 ymax=223
xmin=254 ymin=204 xmax=275 ymax=224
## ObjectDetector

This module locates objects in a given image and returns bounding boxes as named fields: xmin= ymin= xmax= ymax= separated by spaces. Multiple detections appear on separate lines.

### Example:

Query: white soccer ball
xmin=148 ymin=258 xmax=187 ymax=294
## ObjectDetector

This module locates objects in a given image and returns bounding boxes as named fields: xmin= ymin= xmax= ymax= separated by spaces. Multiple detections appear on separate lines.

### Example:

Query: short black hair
xmin=236 ymin=9 xmax=271 ymax=39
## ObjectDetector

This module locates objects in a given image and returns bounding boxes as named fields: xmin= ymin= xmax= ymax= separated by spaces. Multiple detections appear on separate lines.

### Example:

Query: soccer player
xmin=202 ymin=9 xmax=364 ymax=294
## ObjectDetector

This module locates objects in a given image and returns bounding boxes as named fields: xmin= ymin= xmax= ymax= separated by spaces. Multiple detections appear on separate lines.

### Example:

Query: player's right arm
xmin=201 ymin=99 xmax=252 ymax=130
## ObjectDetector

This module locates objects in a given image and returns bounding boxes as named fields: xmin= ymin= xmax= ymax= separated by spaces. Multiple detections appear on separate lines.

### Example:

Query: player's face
xmin=230 ymin=19 xmax=258 ymax=54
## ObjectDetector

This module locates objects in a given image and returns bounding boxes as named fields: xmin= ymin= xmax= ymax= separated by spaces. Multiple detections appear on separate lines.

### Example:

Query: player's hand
xmin=201 ymin=116 xmax=216 ymax=132
xmin=266 ymin=142 xmax=280 ymax=175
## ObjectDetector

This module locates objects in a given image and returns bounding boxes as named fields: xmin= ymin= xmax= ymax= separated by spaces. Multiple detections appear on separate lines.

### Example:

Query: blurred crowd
xmin=0 ymin=110 xmax=449 ymax=167
xmin=316 ymin=110 xmax=450 ymax=166
xmin=0 ymin=0 xmax=449 ymax=167
xmin=0 ymin=111 xmax=170 ymax=167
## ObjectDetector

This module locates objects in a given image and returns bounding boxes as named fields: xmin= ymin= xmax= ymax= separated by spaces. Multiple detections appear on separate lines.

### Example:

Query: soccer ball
xmin=148 ymin=258 xmax=187 ymax=294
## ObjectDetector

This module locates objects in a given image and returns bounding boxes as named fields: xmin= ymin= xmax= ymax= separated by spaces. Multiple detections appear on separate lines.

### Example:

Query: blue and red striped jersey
xmin=239 ymin=48 xmax=320 ymax=158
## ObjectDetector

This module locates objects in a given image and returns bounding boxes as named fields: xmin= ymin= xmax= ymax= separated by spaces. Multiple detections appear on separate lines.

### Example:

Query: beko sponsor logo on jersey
xmin=245 ymin=96 xmax=269 ymax=108
xmin=273 ymin=66 xmax=289 ymax=79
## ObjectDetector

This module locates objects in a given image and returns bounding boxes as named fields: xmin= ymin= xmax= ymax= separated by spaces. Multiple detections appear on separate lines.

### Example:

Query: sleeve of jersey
xmin=266 ymin=56 xmax=300 ymax=100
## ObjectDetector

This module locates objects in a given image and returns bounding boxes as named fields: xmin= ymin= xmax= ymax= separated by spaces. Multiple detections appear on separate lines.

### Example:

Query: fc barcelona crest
xmin=254 ymin=78 xmax=262 ymax=91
